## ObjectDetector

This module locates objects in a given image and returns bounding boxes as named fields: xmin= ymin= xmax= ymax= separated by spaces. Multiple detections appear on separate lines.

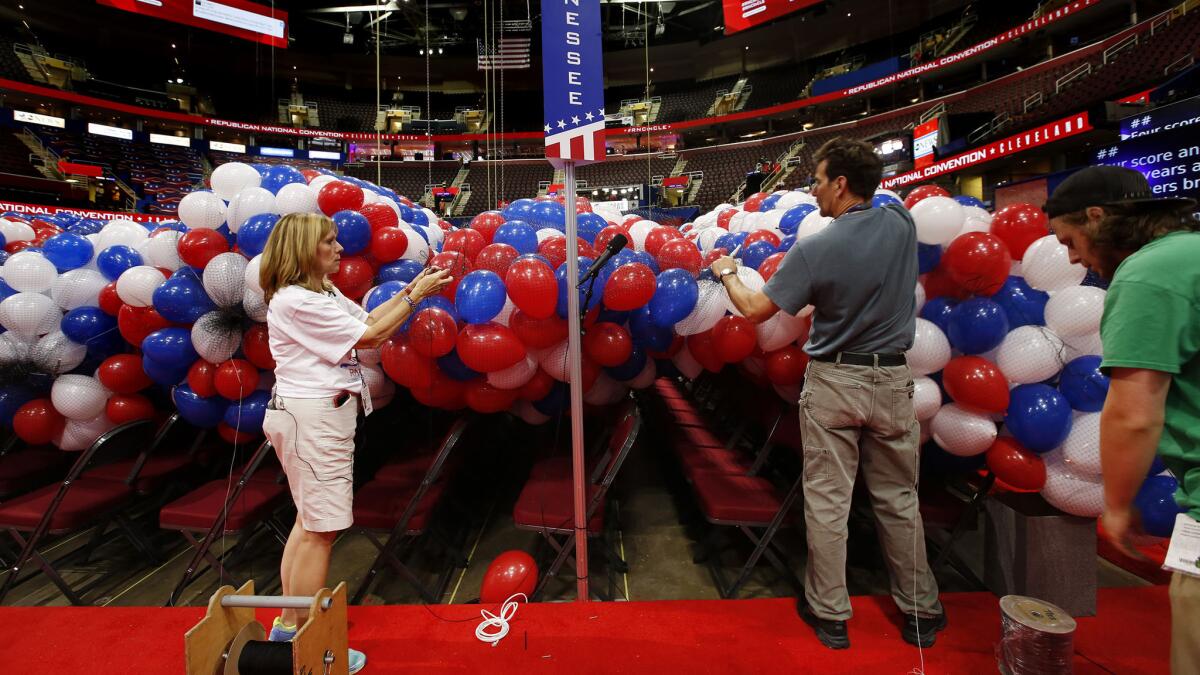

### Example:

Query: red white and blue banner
xmin=541 ymin=0 xmax=606 ymax=165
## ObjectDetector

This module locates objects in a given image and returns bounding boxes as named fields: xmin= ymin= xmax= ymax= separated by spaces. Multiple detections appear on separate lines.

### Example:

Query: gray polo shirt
xmin=762 ymin=203 xmax=917 ymax=358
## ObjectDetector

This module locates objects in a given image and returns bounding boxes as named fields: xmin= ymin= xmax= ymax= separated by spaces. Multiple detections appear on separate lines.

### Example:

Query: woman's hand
xmin=410 ymin=268 xmax=453 ymax=302
xmin=404 ymin=266 xmax=435 ymax=294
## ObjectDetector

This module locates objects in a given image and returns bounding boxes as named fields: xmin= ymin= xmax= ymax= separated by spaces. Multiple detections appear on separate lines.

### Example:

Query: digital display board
xmin=96 ymin=0 xmax=288 ymax=48
xmin=722 ymin=0 xmax=823 ymax=35
xmin=1095 ymin=126 xmax=1200 ymax=202
xmin=913 ymin=118 xmax=941 ymax=169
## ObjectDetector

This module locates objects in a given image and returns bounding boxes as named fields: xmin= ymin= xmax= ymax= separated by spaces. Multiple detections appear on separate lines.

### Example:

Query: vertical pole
xmin=563 ymin=160 xmax=589 ymax=602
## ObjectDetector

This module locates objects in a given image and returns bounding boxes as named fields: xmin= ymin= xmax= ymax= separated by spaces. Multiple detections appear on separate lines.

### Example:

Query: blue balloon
xmin=760 ymin=194 xmax=782 ymax=211
xmin=630 ymin=250 xmax=660 ymax=275
xmin=1149 ymin=456 xmax=1167 ymax=477
xmin=946 ymin=298 xmax=1009 ymax=354
xmin=408 ymin=225 xmax=430 ymax=244
xmin=555 ymin=256 xmax=602 ymax=319
xmin=1005 ymin=384 xmax=1073 ymax=453
xmin=377 ymin=259 xmax=425 ymax=285
xmin=172 ymin=384 xmax=228 ymax=427
xmin=648 ymin=269 xmax=699 ymax=328
xmin=365 ymin=280 xmax=406 ymax=312
xmin=141 ymin=327 xmax=198 ymax=367
xmin=68 ymin=218 xmax=104 ymax=236
xmin=873 ymin=193 xmax=902 ymax=208
xmin=396 ymin=203 xmax=415 ymax=224
xmin=493 ymin=221 xmax=538 ymax=255
xmin=992 ymin=276 xmax=1049 ymax=328
xmin=714 ymin=232 xmax=748 ymax=253
xmin=1135 ymin=475 xmax=1184 ymax=538
xmin=502 ymin=199 xmax=536 ymax=222
xmin=577 ymin=212 xmax=607 ymax=244
xmin=606 ymin=345 xmax=648 ymax=381
xmin=0 ymin=278 xmax=16 ymax=302
xmin=41 ymin=232 xmax=94 ymax=272
xmin=741 ymin=241 xmax=776 ymax=270
xmin=532 ymin=381 xmax=571 ymax=416
xmin=597 ymin=307 xmax=630 ymax=325
xmin=236 ymin=213 xmax=279 ymax=258
xmin=143 ymin=353 xmax=190 ymax=387
xmin=529 ymin=201 xmax=565 ymax=230
xmin=153 ymin=270 xmax=217 ymax=323
xmin=779 ymin=204 xmax=816 ymax=235
xmin=779 ymin=234 xmax=797 ymax=252
xmin=515 ymin=252 xmax=553 ymax=268
xmin=332 ymin=210 xmax=371 ymax=255
xmin=224 ymin=391 xmax=270 ymax=432
xmin=96 ymin=245 xmax=144 ymax=281
xmin=456 ymin=270 xmax=507 ymax=324
xmin=216 ymin=223 xmax=237 ymax=247
xmin=150 ymin=220 xmax=187 ymax=233
xmin=917 ymin=243 xmax=942 ymax=275
xmin=1058 ymin=355 xmax=1109 ymax=412
xmin=409 ymin=209 xmax=429 ymax=227
xmin=61 ymin=306 xmax=118 ymax=349
xmin=920 ymin=297 xmax=958 ymax=334
xmin=629 ymin=306 xmax=674 ymax=351
xmin=437 ymin=349 xmax=482 ymax=382
xmin=954 ymin=195 xmax=986 ymax=209
xmin=260 ymin=165 xmax=306 ymax=194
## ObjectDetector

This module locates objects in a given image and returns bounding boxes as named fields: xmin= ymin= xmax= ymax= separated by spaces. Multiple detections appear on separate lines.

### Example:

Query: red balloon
xmin=656 ymin=239 xmax=702 ymax=276
xmin=408 ymin=308 xmax=458 ymax=358
xmin=986 ymin=437 xmax=1046 ymax=492
xmin=97 ymin=354 xmax=153 ymax=394
xmin=510 ymin=310 xmax=568 ymax=349
xmin=711 ymin=315 xmax=757 ymax=363
xmin=215 ymin=359 xmax=260 ymax=401
xmin=218 ymin=421 xmax=261 ymax=445
xmin=178 ymin=229 xmax=230 ymax=269
xmin=743 ymin=192 xmax=769 ymax=212
xmin=765 ymin=345 xmax=809 ymax=386
xmin=464 ymin=379 xmax=519 ymax=414
xmin=409 ymin=369 xmax=466 ymax=410
xmin=429 ymin=251 xmax=471 ymax=301
xmin=329 ymin=256 xmax=374 ymax=300
xmin=701 ymin=248 xmax=730 ymax=269
xmin=538 ymin=235 xmax=593 ymax=271
xmin=505 ymin=259 xmax=558 ymax=319
xmin=187 ymin=360 xmax=220 ymax=398
xmin=602 ymin=262 xmax=656 ymax=311
xmin=716 ymin=209 xmax=737 ymax=229
xmin=942 ymin=355 xmax=1010 ymax=413
xmin=743 ymin=230 xmax=782 ymax=248
xmin=594 ymin=225 xmax=627 ymax=253
xmin=574 ymin=196 xmax=593 ymax=214
xmin=359 ymin=202 xmax=399 ymax=232
xmin=757 ymin=252 xmax=787 ymax=282
xmin=480 ymin=550 xmax=538 ymax=603
xmin=903 ymin=184 xmax=951 ymax=209
xmin=13 ymin=399 xmax=65 ymax=446
xmin=443 ymin=228 xmax=488 ymax=264
xmin=474 ymin=243 xmax=519 ymax=277
xmin=98 ymin=282 xmax=123 ymax=316
xmin=687 ymin=331 xmax=724 ymax=373
xmin=644 ymin=227 xmax=682 ymax=256
xmin=921 ymin=266 xmax=971 ymax=301
xmin=5 ymin=240 xmax=35 ymax=254
xmin=942 ymin=232 xmax=1012 ymax=296
xmin=118 ymin=305 xmax=172 ymax=346
xmin=242 ymin=323 xmax=275 ymax=370
xmin=380 ymin=336 xmax=435 ymax=389
xmin=106 ymin=393 xmax=155 ymax=425
xmin=370 ymin=226 xmax=409 ymax=263
xmin=317 ymin=180 xmax=365 ymax=216
xmin=583 ymin=322 xmax=633 ymax=367
xmin=301 ymin=169 xmax=322 ymax=184
xmin=456 ymin=323 xmax=526 ymax=373
xmin=991 ymin=203 xmax=1049 ymax=260
xmin=398 ymin=196 xmax=415 ymax=208
xmin=470 ymin=211 xmax=506 ymax=244
xmin=620 ymin=215 xmax=643 ymax=230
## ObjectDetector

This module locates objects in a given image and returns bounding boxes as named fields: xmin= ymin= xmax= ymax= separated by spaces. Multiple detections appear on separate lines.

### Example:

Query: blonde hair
xmin=259 ymin=213 xmax=335 ymax=303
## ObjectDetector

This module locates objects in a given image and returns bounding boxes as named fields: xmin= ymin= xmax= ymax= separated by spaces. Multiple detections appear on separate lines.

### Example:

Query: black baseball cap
xmin=1042 ymin=165 xmax=1196 ymax=218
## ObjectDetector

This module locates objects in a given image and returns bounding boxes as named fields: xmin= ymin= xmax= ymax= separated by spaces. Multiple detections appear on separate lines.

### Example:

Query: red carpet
xmin=0 ymin=587 xmax=1169 ymax=674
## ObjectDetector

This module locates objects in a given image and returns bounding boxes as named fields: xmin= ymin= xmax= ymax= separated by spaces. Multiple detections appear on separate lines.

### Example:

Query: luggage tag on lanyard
xmin=1162 ymin=513 xmax=1200 ymax=578
xmin=347 ymin=350 xmax=373 ymax=416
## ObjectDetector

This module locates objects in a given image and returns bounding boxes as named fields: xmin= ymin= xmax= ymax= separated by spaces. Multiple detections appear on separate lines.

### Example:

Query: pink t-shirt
xmin=266 ymin=285 xmax=370 ymax=398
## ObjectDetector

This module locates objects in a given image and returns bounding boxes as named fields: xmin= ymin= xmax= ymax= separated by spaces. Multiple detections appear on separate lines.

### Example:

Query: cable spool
xmin=996 ymin=595 xmax=1076 ymax=675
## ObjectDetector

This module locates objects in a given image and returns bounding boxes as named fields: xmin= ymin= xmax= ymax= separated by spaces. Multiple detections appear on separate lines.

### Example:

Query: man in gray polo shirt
xmin=710 ymin=137 xmax=944 ymax=650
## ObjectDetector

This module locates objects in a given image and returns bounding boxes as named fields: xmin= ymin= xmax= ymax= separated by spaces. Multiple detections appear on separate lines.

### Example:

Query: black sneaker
xmin=797 ymin=601 xmax=850 ymax=650
xmin=901 ymin=612 xmax=947 ymax=647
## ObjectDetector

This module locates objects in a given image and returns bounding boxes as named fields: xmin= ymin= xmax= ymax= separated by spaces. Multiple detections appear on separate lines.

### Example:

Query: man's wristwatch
xmin=718 ymin=268 xmax=737 ymax=283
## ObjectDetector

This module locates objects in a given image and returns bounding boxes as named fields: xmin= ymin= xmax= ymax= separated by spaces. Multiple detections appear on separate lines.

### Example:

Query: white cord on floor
xmin=475 ymin=593 xmax=527 ymax=647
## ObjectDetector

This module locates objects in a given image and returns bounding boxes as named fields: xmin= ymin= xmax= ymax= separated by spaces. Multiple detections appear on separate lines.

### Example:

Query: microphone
xmin=577 ymin=233 xmax=629 ymax=288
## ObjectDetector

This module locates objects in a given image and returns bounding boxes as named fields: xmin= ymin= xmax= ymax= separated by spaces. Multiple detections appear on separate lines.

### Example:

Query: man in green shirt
xmin=1044 ymin=165 xmax=1198 ymax=673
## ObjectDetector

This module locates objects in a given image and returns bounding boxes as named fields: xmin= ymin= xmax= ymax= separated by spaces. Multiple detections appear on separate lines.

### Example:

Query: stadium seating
xmin=655 ymin=76 xmax=739 ymax=124
xmin=0 ymin=132 xmax=42 ymax=178
xmin=455 ymin=160 xmax=556 ymax=215
xmin=576 ymin=154 xmax=676 ymax=192
xmin=344 ymin=161 xmax=461 ymax=205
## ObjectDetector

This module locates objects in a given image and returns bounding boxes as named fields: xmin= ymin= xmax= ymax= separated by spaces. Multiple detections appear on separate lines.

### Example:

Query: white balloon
xmin=97 ymin=220 xmax=148 ymax=250
xmin=487 ymin=354 xmax=538 ymax=390
xmin=1022 ymin=235 xmax=1086 ymax=293
xmin=177 ymin=190 xmax=228 ymax=230
xmin=1061 ymin=412 xmax=1101 ymax=476
xmin=362 ymin=364 xmax=395 ymax=408
xmin=672 ymin=343 xmax=703 ymax=379
xmin=192 ymin=311 xmax=243 ymax=363
xmin=908 ymin=318 xmax=951 ymax=376
xmin=0 ymin=292 xmax=60 ymax=338
xmin=628 ymin=221 xmax=657 ymax=250
xmin=203 ymin=252 xmax=248 ymax=308
xmin=56 ymin=412 xmax=117 ymax=452
xmin=3 ymin=251 xmax=59 ymax=292
xmin=930 ymin=403 xmax=997 ymax=456
xmin=910 ymin=196 xmax=965 ymax=245
xmin=914 ymin=281 xmax=926 ymax=314
xmin=1063 ymin=331 xmax=1104 ymax=360
xmin=539 ymin=340 xmax=570 ymax=382
xmin=357 ymin=347 xmax=381 ymax=366
xmin=494 ymin=295 xmax=517 ymax=327
xmin=399 ymin=227 xmax=430 ymax=263
xmin=676 ymin=280 xmax=727 ymax=336
xmin=1044 ymin=285 xmax=1105 ymax=338
xmin=995 ymin=325 xmax=1067 ymax=384
xmin=422 ymin=225 xmax=445 ymax=247
xmin=535 ymin=228 xmax=560 ymax=244
xmin=757 ymin=311 xmax=807 ymax=352
xmin=226 ymin=187 xmax=275 ymax=233
xmin=0 ymin=218 xmax=35 ymax=243
xmin=50 ymin=268 xmax=108 ymax=310
xmin=115 ymin=266 xmax=166 ymax=307
xmin=32 ymin=330 xmax=86 ymax=375
xmin=145 ymin=231 xmax=185 ymax=271
xmin=0 ymin=332 xmax=35 ymax=363
xmin=724 ymin=267 xmax=765 ymax=317
xmin=51 ymin=374 xmax=111 ymax=421
xmin=796 ymin=211 xmax=832 ymax=239
xmin=210 ymin=162 xmax=262 ymax=201
xmin=697 ymin=227 xmax=728 ymax=253
xmin=308 ymin=174 xmax=338 ymax=194
xmin=244 ymin=255 xmax=264 ymax=296
xmin=913 ymin=376 xmax=942 ymax=421
xmin=243 ymin=289 xmax=268 ymax=322
xmin=514 ymin=399 xmax=551 ymax=425
xmin=274 ymin=183 xmax=319 ymax=215
xmin=1041 ymin=454 xmax=1104 ymax=517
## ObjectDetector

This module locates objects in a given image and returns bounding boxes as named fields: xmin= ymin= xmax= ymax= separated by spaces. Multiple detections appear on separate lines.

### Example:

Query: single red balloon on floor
xmin=990 ymin=203 xmax=1049 ymax=260
xmin=644 ymin=226 xmax=682 ymax=256
xmin=687 ymin=330 xmax=724 ymax=373
xmin=941 ymin=232 xmax=1012 ymax=296
xmin=480 ymin=550 xmax=538 ymax=604
xmin=380 ymin=335 xmax=435 ymax=389
xmin=602 ymin=262 xmax=656 ymax=311
xmin=456 ymin=322 xmax=526 ymax=373
xmin=942 ymin=355 xmax=1010 ymax=413
xmin=97 ymin=354 xmax=153 ymax=393
xmin=986 ymin=437 xmax=1046 ymax=491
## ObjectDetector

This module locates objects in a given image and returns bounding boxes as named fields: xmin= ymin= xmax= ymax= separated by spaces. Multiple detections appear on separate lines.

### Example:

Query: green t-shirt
xmin=1100 ymin=231 xmax=1200 ymax=520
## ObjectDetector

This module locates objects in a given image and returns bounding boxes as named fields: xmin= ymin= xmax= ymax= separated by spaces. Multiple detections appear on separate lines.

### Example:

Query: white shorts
xmin=262 ymin=395 xmax=359 ymax=533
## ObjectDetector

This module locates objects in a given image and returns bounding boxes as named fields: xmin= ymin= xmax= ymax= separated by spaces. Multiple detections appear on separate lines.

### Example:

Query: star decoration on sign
xmin=557 ymin=120 xmax=567 ymax=129
xmin=585 ymin=111 xmax=594 ymax=121
xmin=544 ymin=124 xmax=551 ymax=132
xmin=571 ymin=116 xmax=580 ymax=125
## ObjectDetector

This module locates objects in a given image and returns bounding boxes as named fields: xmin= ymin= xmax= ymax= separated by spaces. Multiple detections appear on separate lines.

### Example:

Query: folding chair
xmin=923 ymin=470 xmax=995 ymax=590
xmin=0 ymin=419 xmax=166 ymax=605
xmin=0 ymin=438 xmax=72 ymax=502
xmin=162 ymin=440 xmax=289 ymax=606
xmin=84 ymin=413 xmax=211 ymax=499
xmin=513 ymin=402 xmax=641 ymax=601
xmin=351 ymin=416 xmax=473 ymax=604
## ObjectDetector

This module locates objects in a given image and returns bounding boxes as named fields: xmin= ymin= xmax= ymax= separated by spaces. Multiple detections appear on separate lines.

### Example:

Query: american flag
xmin=544 ymin=112 xmax=607 ymax=162
xmin=476 ymin=37 xmax=531 ymax=70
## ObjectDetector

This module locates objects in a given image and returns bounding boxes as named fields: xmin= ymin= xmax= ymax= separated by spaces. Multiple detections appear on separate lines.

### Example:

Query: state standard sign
xmin=542 ymin=0 xmax=606 ymax=165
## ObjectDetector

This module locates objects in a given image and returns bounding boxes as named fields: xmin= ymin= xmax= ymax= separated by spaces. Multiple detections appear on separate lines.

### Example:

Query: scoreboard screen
xmin=723 ymin=0 xmax=823 ymax=35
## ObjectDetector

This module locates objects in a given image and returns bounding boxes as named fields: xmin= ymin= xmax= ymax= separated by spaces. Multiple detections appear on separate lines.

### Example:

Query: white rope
xmin=474 ymin=593 xmax=527 ymax=646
